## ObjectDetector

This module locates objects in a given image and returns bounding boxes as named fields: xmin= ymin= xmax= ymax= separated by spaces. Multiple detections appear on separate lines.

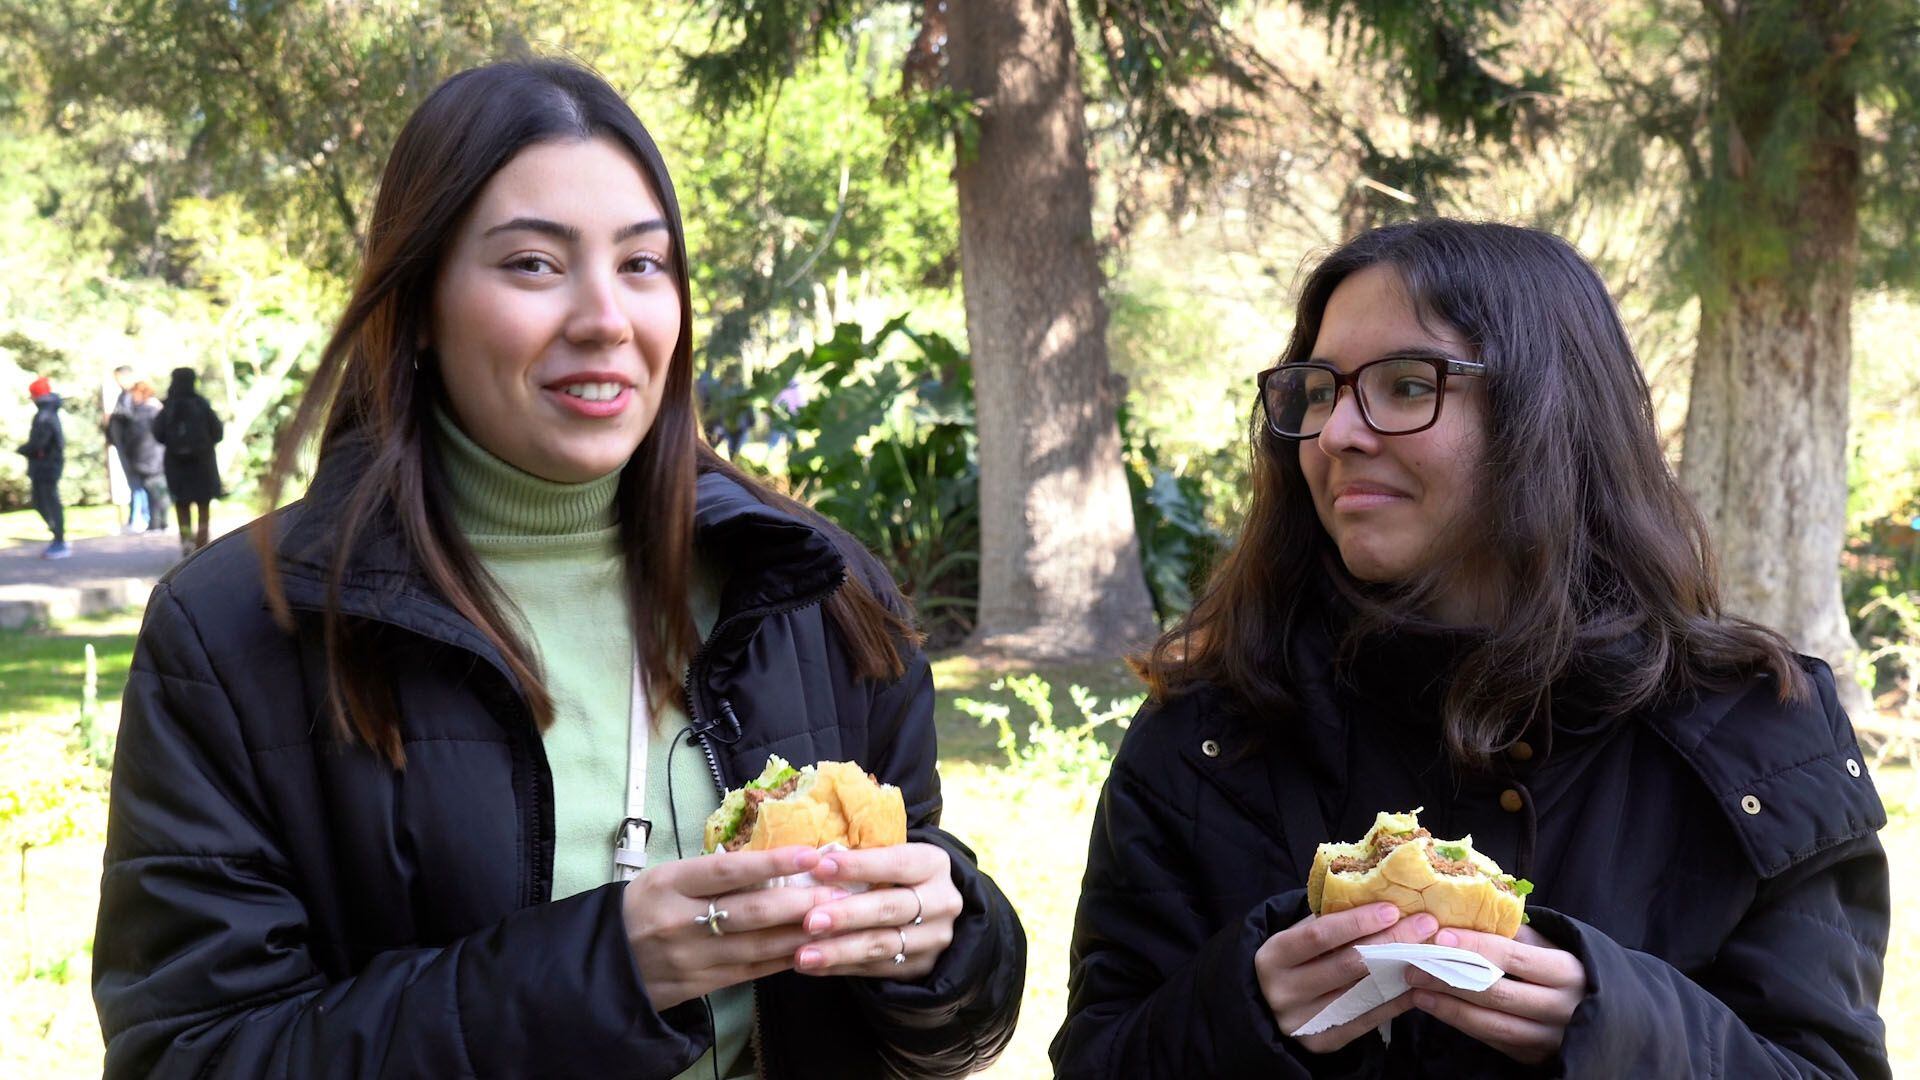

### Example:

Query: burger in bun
xmin=703 ymin=756 xmax=907 ymax=854
xmin=1307 ymin=809 xmax=1532 ymax=937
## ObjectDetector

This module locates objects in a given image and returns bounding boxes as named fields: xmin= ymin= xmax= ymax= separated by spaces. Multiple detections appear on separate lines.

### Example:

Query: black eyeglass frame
xmin=1257 ymin=354 xmax=1487 ymax=440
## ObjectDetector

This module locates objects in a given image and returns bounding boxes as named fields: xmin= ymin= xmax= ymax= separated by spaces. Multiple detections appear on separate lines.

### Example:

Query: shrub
xmin=954 ymin=673 xmax=1144 ymax=800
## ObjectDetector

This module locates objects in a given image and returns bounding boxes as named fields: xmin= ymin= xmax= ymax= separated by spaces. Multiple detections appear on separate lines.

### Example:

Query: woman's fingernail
xmin=1379 ymin=906 xmax=1399 ymax=925
xmin=1413 ymin=916 xmax=1437 ymax=936
xmin=798 ymin=949 xmax=821 ymax=969
xmin=806 ymin=912 xmax=830 ymax=933
xmin=830 ymin=888 xmax=851 ymax=901
xmin=1413 ymin=991 xmax=1436 ymax=1010
xmin=817 ymin=858 xmax=839 ymax=877
xmin=1435 ymin=930 xmax=1458 ymax=948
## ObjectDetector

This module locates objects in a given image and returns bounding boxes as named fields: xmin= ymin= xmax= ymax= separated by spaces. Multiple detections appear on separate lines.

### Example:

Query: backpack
xmin=165 ymin=398 xmax=213 ymax=457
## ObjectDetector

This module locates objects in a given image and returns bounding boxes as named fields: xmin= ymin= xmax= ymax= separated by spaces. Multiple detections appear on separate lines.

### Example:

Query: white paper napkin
xmin=1289 ymin=943 xmax=1505 ymax=1042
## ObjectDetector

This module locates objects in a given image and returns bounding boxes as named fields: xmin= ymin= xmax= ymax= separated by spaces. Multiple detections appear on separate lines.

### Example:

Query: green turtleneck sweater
xmin=433 ymin=412 xmax=753 ymax=1080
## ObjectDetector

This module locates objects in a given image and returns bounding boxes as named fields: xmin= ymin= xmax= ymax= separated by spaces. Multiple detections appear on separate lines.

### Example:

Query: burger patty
xmin=1327 ymin=827 xmax=1432 ymax=875
xmin=1327 ymin=828 xmax=1489 ymax=881
xmin=724 ymin=775 xmax=805 ymax=851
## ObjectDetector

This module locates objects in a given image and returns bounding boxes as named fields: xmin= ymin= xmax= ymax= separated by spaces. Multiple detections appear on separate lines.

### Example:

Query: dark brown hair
xmin=1138 ymin=219 xmax=1805 ymax=767
xmin=258 ymin=59 xmax=916 ymax=767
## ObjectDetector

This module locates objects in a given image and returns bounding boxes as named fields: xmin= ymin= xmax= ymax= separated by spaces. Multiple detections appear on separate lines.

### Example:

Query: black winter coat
xmin=18 ymin=393 xmax=63 ymax=476
xmin=93 ymin=463 xmax=1025 ymax=1079
xmin=155 ymin=391 xmax=223 ymax=502
xmin=1053 ymin=617 xmax=1889 ymax=1079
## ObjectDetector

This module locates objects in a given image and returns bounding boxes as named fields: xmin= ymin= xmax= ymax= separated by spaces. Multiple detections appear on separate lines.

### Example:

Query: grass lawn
xmin=3 ymin=629 xmax=1916 ymax=1078
xmin=0 ymin=612 xmax=141 ymax=736
xmin=928 ymin=650 xmax=1138 ymax=764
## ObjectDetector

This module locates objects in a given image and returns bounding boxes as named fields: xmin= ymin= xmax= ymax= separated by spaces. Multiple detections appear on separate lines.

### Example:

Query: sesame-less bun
xmin=703 ymin=757 xmax=908 ymax=853
xmin=1307 ymin=809 xmax=1529 ymax=937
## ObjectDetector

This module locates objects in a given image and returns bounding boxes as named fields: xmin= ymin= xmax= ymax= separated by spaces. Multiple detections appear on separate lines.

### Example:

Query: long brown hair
xmin=258 ymin=59 xmax=916 ymax=767
xmin=1139 ymin=219 xmax=1805 ymax=767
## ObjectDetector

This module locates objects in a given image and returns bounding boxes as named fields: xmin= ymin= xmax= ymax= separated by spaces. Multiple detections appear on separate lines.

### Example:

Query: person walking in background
xmin=155 ymin=366 xmax=222 ymax=556
xmin=18 ymin=375 xmax=68 ymax=559
xmin=123 ymin=380 xmax=171 ymax=532
xmin=103 ymin=364 xmax=148 ymax=532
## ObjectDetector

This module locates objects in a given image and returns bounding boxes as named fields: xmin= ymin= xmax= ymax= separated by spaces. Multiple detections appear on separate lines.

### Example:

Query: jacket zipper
xmin=296 ymin=561 xmax=846 ymax=1078
xmin=280 ymin=587 xmax=558 ymax=906
xmin=679 ymin=571 xmax=845 ymax=1080
xmin=679 ymin=571 xmax=846 ymax=791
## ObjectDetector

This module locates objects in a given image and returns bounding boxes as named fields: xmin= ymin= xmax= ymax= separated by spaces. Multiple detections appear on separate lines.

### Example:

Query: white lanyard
xmin=613 ymin=655 xmax=651 ymax=882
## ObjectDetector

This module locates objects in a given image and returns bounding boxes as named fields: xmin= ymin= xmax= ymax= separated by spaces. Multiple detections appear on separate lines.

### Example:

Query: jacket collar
xmin=270 ymin=444 xmax=848 ymax=659
xmin=1642 ymin=659 xmax=1884 ymax=879
xmin=691 ymin=469 xmax=846 ymax=618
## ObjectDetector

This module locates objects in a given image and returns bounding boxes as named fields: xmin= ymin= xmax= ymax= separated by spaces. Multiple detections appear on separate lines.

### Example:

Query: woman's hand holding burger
xmin=1403 ymin=925 xmax=1586 ymax=1064
xmin=623 ymin=846 xmax=850 ymax=1011
xmin=792 ymin=843 xmax=963 ymax=980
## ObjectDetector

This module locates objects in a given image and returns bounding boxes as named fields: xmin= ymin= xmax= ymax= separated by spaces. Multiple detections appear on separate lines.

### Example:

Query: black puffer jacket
xmin=1053 ymin=615 xmax=1889 ymax=1078
xmin=93 ymin=462 xmax=1025 ymax=1078
xmin=19 ymin=393 xmax=63 ymax=475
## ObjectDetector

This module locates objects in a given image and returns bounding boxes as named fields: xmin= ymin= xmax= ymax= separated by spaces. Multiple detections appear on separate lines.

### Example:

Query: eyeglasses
xmin=1257 ymin=355 xmax=1486 ymax=439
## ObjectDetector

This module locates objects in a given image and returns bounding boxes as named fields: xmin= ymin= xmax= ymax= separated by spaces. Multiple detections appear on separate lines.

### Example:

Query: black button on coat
xmin=1052 ymin=618 xmax=1889 ymax=1079
xmin=93 ymin=462 xmax=1025 ymax=1078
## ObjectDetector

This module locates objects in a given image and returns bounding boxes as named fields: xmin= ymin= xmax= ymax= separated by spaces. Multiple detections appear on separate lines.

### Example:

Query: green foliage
xmin=0 ymin=728 xmax=103 ymax=856
xmin=1857 ymin=591 xmax=1920 ymax=765
xmin=8 ymin=0 xmax=578 ymax=278
xmin=1073 ymin=0 xmax=1266 ymax=176
xmin=1120 ymin=413 xmax=1226 ymax=623
xmin=871 ymin=85 xmax=986 ymax=172
xmin=672 ymin=27 xmax=960 ymax=371
xmin=682 ymin=0 xmax=1281 ymax=184
xmin=719 ymin=316 xmax=981 ymax=645
xmin=1848 ymin=512 xmax=1920 ymax=686
xmin=953 ymin=673 xmax=1143 ymax=793
xmin=680 ymin=0 xmax=871 ymax=118
xmin=1296 ymin=0 xmax=1557 ymax=144
xmin=714 ymin=310 xmax=1237 ymax=637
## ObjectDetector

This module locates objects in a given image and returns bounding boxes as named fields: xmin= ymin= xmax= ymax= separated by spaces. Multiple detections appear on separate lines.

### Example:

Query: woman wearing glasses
xmin=1053 ymin=219 xmax=1888 ymax=1077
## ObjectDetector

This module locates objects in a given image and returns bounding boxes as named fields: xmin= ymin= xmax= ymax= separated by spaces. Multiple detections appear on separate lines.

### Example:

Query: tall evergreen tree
xmin=685 ymin=1 xmax=1332 ymax=655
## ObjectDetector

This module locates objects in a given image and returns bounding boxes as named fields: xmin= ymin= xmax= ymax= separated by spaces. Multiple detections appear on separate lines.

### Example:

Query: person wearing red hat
xmin=17 ymin=375 xmax=69 ymax=558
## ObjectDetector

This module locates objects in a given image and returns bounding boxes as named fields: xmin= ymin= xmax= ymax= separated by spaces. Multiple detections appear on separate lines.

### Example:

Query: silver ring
xmin=907 ymin=885 xmax=925 ymax=926
xmin=891 ymin=926 xmax=908 ymax=966
xmin=695 ymin=900 xmax=729 ymax=937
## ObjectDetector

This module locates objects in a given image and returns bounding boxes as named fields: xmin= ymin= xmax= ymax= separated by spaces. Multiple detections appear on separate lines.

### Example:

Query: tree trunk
xmin=946 ymin=0 xmax=1158 ymax=658
xmin=1680 ymin=0 xmax=1869 ymax=719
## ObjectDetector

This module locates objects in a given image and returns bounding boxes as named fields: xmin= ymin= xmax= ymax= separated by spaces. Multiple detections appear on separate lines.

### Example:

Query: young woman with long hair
xmin=1053 ymin=219 xmax=1888 ymax=1078
xmin=93 ymin=59 xmax=1023 ymax=1078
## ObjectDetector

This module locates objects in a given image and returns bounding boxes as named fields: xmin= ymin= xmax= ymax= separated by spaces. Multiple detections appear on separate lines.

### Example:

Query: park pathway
xmin=0 ymin=531 xmax=185 ymax=629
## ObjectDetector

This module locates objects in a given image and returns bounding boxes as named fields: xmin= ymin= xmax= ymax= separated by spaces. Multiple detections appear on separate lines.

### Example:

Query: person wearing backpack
xmin=155 ymin=366 xmax=223 ymax=555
